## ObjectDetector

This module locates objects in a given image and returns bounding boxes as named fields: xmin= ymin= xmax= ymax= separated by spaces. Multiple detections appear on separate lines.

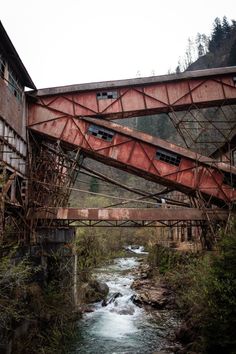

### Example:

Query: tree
xmin=89 ymin=176 xmax=99 ymax=193
xmin=201 ymin=34 xmax=209 ymax=52
xmin=228 ymin=39 xmax=236 ymax=66
xmin=222 ymin=16 xmax=231 ymax=38
xmin=195 ymin=32 xmax=209 ymax=57
xmin=231 ymin=20 xmax=236 ymax=29
xmin=175 ymin=65 xmax=181 ymax=74
xmin=202 ymin=223 xmax=236 ymax=353
xmin=184 ymin=37 xmax=196 ymax=67
xmin=209 ymin=17 xmax=224 ymax=52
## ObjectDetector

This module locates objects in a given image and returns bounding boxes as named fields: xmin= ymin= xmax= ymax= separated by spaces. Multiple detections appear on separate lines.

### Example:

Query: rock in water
xmin=90 ymin=280 xmax=109 ymax=297
xmin=131 ymin=278 xmax=171 ymax=309
xmin=80 ymin=280 xmax=109 ymax=303
xmin=102 ymin=292 xmax=122 ymax=306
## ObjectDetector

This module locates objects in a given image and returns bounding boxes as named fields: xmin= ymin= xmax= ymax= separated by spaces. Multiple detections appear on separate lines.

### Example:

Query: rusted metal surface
xmin=28 ymin=115 xmax=236 ymax=205
xmin=30 ymin=66 xmax=236 ymax=97
xmin=80 ymin=164 xmax=188 ymax=207
xmin=28 ymin=137 xmax=81 ymax=209
xmin=29 ymin=207 xmax=232 ymax=222
xmin=0 ymin=117 xmax=27 ymax=175
xmin=28 ymin=67 xmax=236 ymax=122
xmin=82 ymin=117 xmax=236 ymax=173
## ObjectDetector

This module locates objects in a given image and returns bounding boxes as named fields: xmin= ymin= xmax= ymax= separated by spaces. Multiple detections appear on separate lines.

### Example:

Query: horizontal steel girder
xmin=28 ymin=207 xmax=232 ymax=222
xmin=28 ymin=67 xmax=236 ymax=121
xmin=28 ymin=115 xmax=236 ymax=205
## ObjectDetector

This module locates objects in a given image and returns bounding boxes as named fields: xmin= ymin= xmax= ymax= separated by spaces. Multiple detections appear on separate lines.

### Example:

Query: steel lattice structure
xmin=24 ymin=66 xmax=236 ymax=247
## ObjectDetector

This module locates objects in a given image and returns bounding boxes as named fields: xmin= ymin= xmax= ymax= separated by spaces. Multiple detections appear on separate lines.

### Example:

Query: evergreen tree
xmin=222 ymin=16 xmax=231 ymax=38
xmin=228 ymin=39 xmax=236 ymax=66
xmin=209 ymin=17 xmax=224 ymax=52
xmin=89 ymin=176 xmax=99 ymax=193
xmin=231 ymin=20 xmax=236 ymax=29
xmin=175 ymin=65 xmax=181 ymax=74
xmin=202 ymin=224 xmax=236 ymax=353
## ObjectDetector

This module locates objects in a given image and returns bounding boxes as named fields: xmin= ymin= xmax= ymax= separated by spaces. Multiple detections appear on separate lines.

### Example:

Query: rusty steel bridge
xmin=2 ymin=50 xmax=236 ymax=245
xmin=20 ymin=66 xmax=236 ymax=243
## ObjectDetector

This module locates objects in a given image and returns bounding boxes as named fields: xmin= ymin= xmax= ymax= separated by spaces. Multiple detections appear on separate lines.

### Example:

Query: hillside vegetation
xmin=177 ymin=16 xmax=236 ymax=72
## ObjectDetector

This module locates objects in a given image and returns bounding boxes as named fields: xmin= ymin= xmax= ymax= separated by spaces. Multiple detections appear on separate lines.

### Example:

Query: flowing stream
xmin=73 ymin=249 xmax=177 ymax=353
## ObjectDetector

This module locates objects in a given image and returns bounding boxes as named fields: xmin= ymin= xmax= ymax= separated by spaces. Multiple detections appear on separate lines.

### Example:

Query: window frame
xmin=156 ymin=147 xmax=181 ymax=167
xmin=96 ymin=91 xmax=118 ymax=100
xmin=87 ymin=124 xmax=115 ymax=142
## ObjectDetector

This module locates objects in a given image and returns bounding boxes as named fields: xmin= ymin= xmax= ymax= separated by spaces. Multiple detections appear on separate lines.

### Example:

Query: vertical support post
xmin=73 ymin=252 xmax=78 ymax=307
xmin=0 ymin=193 xmax=4 ymax=242
xmin=0 ymin=164 xmax=6 ymax=243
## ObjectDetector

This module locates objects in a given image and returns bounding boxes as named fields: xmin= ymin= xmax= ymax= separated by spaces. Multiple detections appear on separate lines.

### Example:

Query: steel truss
xmin=26 ymin=67 xmax=236 ymax=248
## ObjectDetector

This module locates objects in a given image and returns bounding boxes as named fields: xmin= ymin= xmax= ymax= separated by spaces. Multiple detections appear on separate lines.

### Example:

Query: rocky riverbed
xmin=72 ymin=253 xmax=182 ymax=354
xmin=131 ymin=263 xmax=174 ymax=310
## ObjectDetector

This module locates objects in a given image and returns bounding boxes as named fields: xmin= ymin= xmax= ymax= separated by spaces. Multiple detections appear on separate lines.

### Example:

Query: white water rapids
xmin=72 ymin=249 xmax=177 ymax=353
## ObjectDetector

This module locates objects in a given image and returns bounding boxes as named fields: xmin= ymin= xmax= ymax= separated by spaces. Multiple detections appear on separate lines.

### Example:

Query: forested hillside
xmin=178 ymin=16 xmax=236 ymax=71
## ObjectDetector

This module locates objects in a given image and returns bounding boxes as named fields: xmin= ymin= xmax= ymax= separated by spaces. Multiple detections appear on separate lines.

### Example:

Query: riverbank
xmin=72 ymin=253 xmax=180 ymax=354
xmin=147 ymin=231 xmax=236 ymax=354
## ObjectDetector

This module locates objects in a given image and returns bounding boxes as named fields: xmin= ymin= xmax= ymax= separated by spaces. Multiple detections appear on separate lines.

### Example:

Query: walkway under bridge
xmin=28 ymin=207 xmax=233 ymax=227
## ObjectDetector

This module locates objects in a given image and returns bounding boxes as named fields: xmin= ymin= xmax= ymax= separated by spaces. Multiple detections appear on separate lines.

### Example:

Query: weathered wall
xmin=0 ymin=78 xmax=26 ymax=139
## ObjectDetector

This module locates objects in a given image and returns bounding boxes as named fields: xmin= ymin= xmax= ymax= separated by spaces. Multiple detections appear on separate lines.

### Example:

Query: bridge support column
xmin=34 ymin=227 xmax=78 ymax=305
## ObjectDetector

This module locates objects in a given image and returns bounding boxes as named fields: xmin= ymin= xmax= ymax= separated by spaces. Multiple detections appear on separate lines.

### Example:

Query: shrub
xmin=157 ymin=221 xmax=236 ymax=353
xmin=200 ymin=223 xmax=236 ymax=353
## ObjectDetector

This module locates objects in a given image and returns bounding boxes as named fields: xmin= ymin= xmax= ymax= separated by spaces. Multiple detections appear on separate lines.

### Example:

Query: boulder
xmin=131 ymin=278 xmax=171 ymax=309
xmin=102 ymin=292 xmax=122 ymax=306
xmin=80 ymin=280 xmax=109 ymax=303
xmin=89 ymin=280 xmax=109 ymax=297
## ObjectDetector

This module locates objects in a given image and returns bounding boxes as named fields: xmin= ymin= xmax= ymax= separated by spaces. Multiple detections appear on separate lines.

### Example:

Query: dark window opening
xmin=97 ymin=91 xmax=118 ymax=100
xmin=156 ymin=148 xmax=181 ymax=166
xmin=0 ymin=56 xmax=22 ymax=100
xmin=88 ymin=124 xmax=114 ymax=142
xmin=8 ymin=71 xmax=22 ymax=101
xmin=223 ymin=172 xmax=236 ymax=188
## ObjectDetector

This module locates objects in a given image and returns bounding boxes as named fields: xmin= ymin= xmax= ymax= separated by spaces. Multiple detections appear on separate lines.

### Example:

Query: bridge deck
xmin=28 ymin=115 xmax=236 ymax=205
xmin=27 ymin=66 xmax=236 ymax=206
xmin=28 ymin=66 xmax=236 ymax=121
xmin=29 ymin=207 xmax=231 ymax=222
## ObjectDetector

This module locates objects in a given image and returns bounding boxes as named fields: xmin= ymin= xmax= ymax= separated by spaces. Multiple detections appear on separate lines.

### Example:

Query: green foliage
xmin=75 ymin=224 xmax=153 ymax=274
xmin=201 ymin=225 xmax=236 ymax=353
xmin=168 ymin=253 xmax=212 ymax=316
xmin=209 ymin=17 xmax=224 ymax=52
xmin=0 ymin=251 xmax=33 ymax=330
xmin=89 ymin=176 xmax=99 ymax=193
xmin=153 ymin=222 xmax=236 ymax=353
xmin=148 ymin=244 xmax=198 ymax=275
xmin=137 ymin=114 xmax=176 ymax=141
xmin=209 ymin=16 xmax=235 ymax=53
xmin=76 ymin=228 xmax=126 ymax=275
xmin=228 ymin=39 xmax=236 ymax=66
xmin=0 ymin=246 xmax=80 ymax=354
xmin=39 ymin=323 xmax=79 ymax=354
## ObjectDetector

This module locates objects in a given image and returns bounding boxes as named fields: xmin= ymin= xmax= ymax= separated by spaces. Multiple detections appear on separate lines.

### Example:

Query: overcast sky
xmin=1 ymin=0 xmax=235 ymax=89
